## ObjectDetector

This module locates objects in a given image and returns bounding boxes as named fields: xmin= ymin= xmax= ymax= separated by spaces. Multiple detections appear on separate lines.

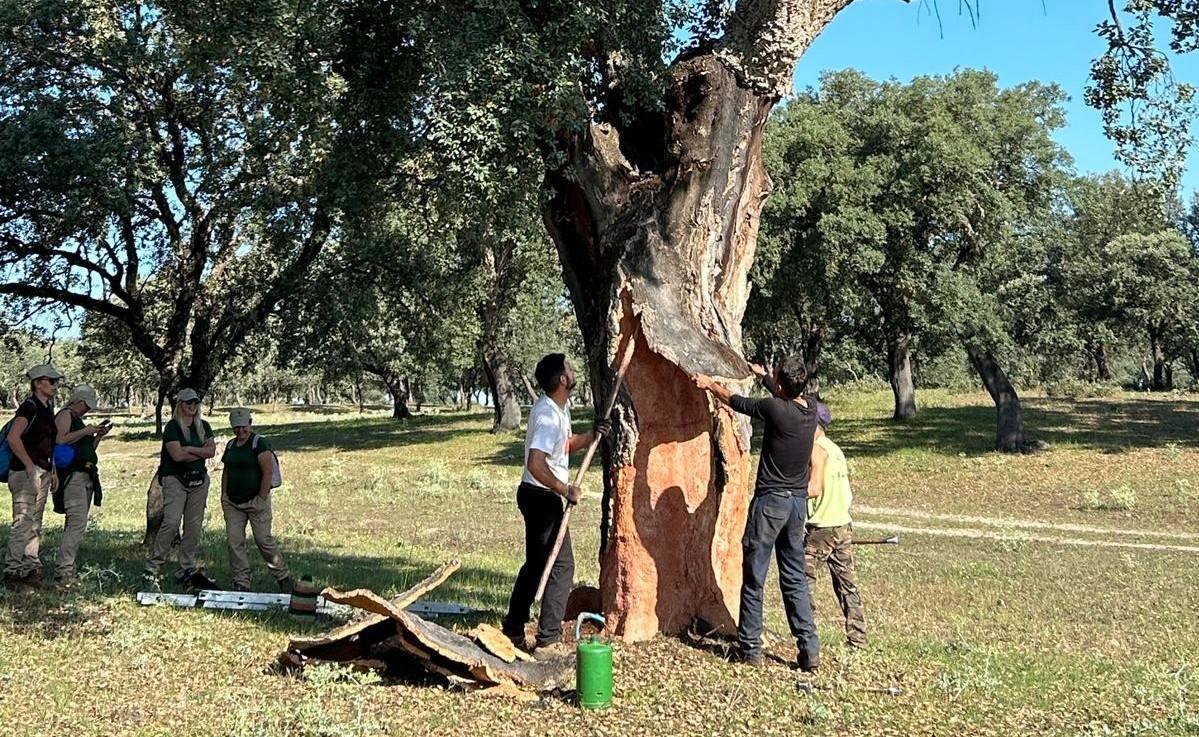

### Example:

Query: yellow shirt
xmin=807 ymin=435 xmax=853 ymax=528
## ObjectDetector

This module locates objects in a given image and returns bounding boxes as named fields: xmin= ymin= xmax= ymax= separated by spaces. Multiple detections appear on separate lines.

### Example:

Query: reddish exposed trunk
xmin=544 ymin=51 xmax=793 ymax=641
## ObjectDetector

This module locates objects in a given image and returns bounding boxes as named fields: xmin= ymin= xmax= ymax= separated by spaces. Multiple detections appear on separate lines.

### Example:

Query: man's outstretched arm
xmin=692 ymin=373 xmax=736 ymax=406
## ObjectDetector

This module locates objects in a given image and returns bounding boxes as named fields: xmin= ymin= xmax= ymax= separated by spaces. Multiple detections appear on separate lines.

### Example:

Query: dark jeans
xmin=737 ymin=492 xmax=820 ymax=665
xmin=503 ymin=482 xmax=574 ymax=646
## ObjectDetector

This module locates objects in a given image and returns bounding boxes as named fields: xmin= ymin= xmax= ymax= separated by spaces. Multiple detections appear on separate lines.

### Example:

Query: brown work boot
xmin=502 ymin=624 xmax=530 ymax=652
xmin=24 ymin=569 xmax=45 ymax=589
xmin=277 ymin=577 xmax=294 ymax=594
xmin=532 ymin=641 xmax=572 ymax=660
xmin=732 ymin=649 xmax=765 ymax=668
xmin=792 ymin=651 xmax=820 ymax=674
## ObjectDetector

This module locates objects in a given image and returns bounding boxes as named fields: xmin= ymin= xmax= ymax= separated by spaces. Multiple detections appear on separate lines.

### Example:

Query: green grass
xmin=2 ymin=389 xmax=1198 ymax=736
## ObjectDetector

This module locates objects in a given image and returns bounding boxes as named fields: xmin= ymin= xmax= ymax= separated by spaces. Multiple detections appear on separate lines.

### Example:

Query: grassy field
xmin=1 ymin=388 xmax=1198 ymax=736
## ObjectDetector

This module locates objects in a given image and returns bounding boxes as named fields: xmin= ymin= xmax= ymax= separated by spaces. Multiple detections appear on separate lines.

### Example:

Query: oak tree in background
xmin=754 ymin=69 xmax=1069 ymax=448
xmin=0 ymin=0 xmax=370 ymax=431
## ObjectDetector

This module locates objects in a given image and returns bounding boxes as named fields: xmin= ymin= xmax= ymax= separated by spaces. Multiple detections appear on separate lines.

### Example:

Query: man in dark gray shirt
xmin=693 ymin=355 xmax=820 ymax=671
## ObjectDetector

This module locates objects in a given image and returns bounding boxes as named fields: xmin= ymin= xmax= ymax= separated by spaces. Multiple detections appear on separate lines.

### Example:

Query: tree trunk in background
xmin=366 ymin=366 xmax=410 ymax=419
xmin=520 ymin=373 xmax=538 ymax=404
xmin=1149 ymin=324 xmax=1168 ymax=391
xmin=886 ymin=334 xmax=917 ymax=420
xmin=803 ymin=327 xmax=824 ymax=396
xmin=154 ymin=380 xmax=168 ymax=437
xmin=481 ymin=343 xmax=521 ymax=433
xmin=966 ymin=345 xmax=1027 ymax=453
xmin=1091 ymin=341 xmax=1110 ymax=382
xmin=541 ymin=0 xmax=856 ymax=634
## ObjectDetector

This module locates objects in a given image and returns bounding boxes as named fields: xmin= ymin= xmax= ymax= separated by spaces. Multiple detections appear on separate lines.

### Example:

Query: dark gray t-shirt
xmin=729 ymin=395 xmax=817 ymax=495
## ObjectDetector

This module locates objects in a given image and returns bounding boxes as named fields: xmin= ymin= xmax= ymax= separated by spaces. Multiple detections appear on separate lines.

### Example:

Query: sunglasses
xmin=36 ymin=377 xmax=61 ymax=384
xmin=183 ymin=399 xmax=201 ymax=406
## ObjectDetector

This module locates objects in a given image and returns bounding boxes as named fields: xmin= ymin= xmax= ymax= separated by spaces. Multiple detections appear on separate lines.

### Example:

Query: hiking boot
xmin=502 ymin=626 xmax=530 ymax=652
xmin=186 ymin=569 xmax=219 ymax=591
xmin=733 ymin=649 xmax=765 ymax=668
xmin=2 ymin=572 xmax=26 ymax=589
xmin=52 ymin=574 xmax=79 ymax=591
xmin=231 ymin=582 xmax=251 ymax=593
xmin=793 ymin=651 xmax=820 ymax=674
xmin=532 ymin=641 xmax=573 ymax=660
xmin=24 ymin=569 xmax=44 ymax=589
xmin=847 ymin=637 xmax=868 ymax=650
xmin=276 ymin=577 xmax=294 ymax=594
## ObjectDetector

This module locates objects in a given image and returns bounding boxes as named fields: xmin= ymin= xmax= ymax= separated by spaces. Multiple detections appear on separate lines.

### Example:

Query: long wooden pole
xmin=533 ymin=329 xmax=639 ymax=603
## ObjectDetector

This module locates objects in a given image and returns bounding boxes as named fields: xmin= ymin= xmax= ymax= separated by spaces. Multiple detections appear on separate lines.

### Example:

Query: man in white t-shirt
xmin=502 ymin=353 xmax=608 ymax=655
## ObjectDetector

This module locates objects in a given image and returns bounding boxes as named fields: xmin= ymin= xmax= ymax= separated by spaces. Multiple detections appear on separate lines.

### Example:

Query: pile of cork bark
xmin=279 ymin=560 xmax=573 ymax=699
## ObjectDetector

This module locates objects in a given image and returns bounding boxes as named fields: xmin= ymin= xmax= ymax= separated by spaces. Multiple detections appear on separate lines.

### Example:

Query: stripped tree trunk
xmin=543 ymin=0 xmax=851 ymax=641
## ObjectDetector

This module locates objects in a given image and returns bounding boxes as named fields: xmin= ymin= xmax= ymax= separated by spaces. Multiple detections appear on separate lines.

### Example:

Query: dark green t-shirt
xmin=221 ymin=434 xmax=271 ymax=504
xmin=65 ymin=412 xmax=99 ymax=469
xmin=159 ymin=419 xmax=214 ymax=479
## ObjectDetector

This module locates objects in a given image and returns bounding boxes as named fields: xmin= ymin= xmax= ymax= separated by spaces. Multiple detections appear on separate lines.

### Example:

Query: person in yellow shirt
xmin=806 ymin=401 xmax=867 ymax=649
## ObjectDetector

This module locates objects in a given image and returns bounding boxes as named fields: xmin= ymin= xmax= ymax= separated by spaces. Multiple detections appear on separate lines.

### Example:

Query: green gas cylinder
xmin=575 ymin=613 xmax=613 ymax=710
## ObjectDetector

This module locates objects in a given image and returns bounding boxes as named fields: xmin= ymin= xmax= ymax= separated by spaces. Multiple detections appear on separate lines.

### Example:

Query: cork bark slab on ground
xmin=288 ymin=585 xmax=571 ymax=692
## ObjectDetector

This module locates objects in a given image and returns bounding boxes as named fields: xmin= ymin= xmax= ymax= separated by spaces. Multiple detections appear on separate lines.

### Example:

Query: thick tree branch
xmin=716 ymin=0 xmax=856 ymax=96
xmin=0 ymin=283 xmax=129 ymax=321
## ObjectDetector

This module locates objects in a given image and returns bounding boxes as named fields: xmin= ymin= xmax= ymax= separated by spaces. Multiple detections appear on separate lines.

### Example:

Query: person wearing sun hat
xmin=145 ymin=387 xmax=216 ymax=588
xmin=3 ymin=364 xmax=65 ymax=588
xmin=805 ymin=400 xmax=868 ymax=649
xmin=51 ymin=384 xmax=111 ymax=584
xmin=220 ymin=407 xmax=291 ymax=593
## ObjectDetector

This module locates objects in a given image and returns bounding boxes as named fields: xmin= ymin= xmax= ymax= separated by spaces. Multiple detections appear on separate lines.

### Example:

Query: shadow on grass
xmin=747 ymin=397 xmax=1199 ymax=458
xmin=0 ymin=524 xmax=519 ymax=640
xmin=115 ymin=411 xmax=493 ymax=453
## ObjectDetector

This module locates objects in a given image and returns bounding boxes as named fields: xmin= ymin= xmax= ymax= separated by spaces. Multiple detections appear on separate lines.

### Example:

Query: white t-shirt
xmin=521 ymin=395 xmax=571 ymax=489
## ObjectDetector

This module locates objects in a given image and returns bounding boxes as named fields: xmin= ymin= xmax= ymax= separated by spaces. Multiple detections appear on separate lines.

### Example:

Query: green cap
xmin=176 ymin=388 xmax=200 ymax=403
xmin=26 ymin=364 xmax=64 ymax=381
xmin=228 ymin=407 xmax=253 ymax=428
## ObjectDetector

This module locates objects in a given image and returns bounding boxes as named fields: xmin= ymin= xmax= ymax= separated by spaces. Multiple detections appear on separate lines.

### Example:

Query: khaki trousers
xmin=221 ymin=493 xmax=289 ymax=588
xmin=55 ymin=473 xmax=94 ymax=579
xmin=6 ymin=467 xmax=53 ymax=577
xmin=145 ymin=475 xmax=209 ymax=576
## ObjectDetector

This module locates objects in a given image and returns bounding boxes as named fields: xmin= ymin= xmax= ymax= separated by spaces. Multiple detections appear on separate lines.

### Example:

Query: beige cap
xmin=229 ymin=407 xmax=253 ymax=427
xmin=26 ymin=364 xmax=64 ymax=381
xmin=176 ymin=388 xmax=200 ymax=403
xmin=69 ymin=384 xmax=99 ymax=410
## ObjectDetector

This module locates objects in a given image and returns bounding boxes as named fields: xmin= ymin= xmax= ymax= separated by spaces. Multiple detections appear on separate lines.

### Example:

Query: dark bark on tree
xmin=802 ymin=326 xmax=824 ymax=396
xmin=154 ymin=380 xmax=169 ymax=437
xmin=1090 ymin=341 xmax=1111 ymax=382
xmin=481 ymin=345 xmax=521 ymax=433
xmin=365 ymin=365 xmax=410 ymax=419
xmin=965 ymin=345 xmax=1027 ymax=453
xmin=887 ymin=334 xmax=917 ymax=420
xmin=1149 ymin=323 xmax=1168 ymax=391
xmin=540 ymin=0 xmax=857 ymax=637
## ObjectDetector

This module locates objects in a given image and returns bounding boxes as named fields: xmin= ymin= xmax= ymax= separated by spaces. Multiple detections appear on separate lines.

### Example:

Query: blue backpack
xmin=0 ymin=401 xmax=37 ymax=482
xmin=0 ymin=417 xmax=18 ymax=482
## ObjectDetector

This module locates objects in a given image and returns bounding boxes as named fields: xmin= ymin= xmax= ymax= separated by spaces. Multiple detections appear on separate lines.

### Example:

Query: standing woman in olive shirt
xmin=144 ymin=388 xmax=216 ymax=586
xmin=221 ymin=408 xmax=291 ymax=592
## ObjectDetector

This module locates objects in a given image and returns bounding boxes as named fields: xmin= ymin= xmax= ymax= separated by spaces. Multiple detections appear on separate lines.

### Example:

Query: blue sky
xmin=791 ymin=0 xmax=1199 ymax=195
